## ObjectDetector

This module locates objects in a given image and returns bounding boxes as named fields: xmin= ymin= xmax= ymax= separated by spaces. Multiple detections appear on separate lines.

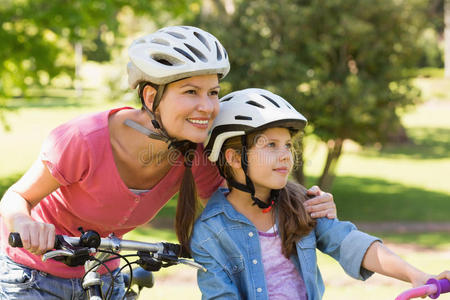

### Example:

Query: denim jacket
xmin=191 ymin=188 xmax=381 ymax=300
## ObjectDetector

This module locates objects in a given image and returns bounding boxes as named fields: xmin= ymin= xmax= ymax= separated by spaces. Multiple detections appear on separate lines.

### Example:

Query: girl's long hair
xmin=218 ymin=131 xmax=316 ymax=258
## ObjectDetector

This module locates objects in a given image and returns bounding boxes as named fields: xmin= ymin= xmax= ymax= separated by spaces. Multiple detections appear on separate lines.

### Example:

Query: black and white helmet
xmin=127 ymin=26 xmax=230 ymax=89
xmin=205 ymin=88 xmax=307 ymax=162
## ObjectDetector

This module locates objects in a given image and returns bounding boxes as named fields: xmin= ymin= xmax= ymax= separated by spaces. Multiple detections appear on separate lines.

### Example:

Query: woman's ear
xmin=224 ymin=148 xmax=242 ymax=169
xmin=142 ymin=85 xmax=157 ymax=111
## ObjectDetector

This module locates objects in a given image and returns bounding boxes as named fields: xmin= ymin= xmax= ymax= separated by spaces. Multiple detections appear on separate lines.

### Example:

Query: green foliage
xmin=196 ymin=0 xmax=435 ymax=188
xmin=200 ymin=0 xmax=426 ymax=145
xmin=0 ymin=0 xmax=199 ymax=98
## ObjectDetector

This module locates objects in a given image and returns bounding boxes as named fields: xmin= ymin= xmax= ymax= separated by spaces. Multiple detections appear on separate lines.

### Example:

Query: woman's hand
xmin=12 ymin=215 xmax=55 ymax=256
xmin=0 ymin=159 xmax=60 ymax=255
xmin=304 ymin=186 xmax=336 ymax=219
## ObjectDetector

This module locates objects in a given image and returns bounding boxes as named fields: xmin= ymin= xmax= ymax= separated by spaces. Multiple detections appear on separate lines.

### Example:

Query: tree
xmin=0 ymin=0 xmax=198 ymax=108
xmin=196 ymin=0 xmax=427 ymax=190
xmin=445 ymin=0 xmax=450 ymax=77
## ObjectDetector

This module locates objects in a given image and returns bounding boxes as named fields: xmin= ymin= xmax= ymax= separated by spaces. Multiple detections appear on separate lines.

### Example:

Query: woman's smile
xmin=187 ymin=117 xmax=210 ymax=129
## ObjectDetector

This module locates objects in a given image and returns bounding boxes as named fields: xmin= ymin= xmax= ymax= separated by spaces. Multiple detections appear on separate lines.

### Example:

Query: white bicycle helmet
xmin=124 ymin=26 xmax=230 ymax=149
xmin=127 ymin=25 xmax=230 ymax=89
xmin=205 ymin=88 xmax=307 ymax=162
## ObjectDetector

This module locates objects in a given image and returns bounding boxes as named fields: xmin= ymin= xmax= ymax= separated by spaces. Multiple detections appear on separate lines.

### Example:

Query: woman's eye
xmin=286 ymin=143 xmax=293 ymax=149
xmin=210 ymin=90 xmax=219 ymax=96
xmin=267 ymin=142 xmax=276 ymax=148
xmin=185 ymin=90 xmax=196 ymax=95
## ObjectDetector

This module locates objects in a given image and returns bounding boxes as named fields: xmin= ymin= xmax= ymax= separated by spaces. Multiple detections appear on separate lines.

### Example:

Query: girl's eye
xmin=209 ymin=90 xmax=219 ymax=96
xmin=267 ymin=142 xmax=276 ymax=148
xmin=286 ymin=143 xmax=293 ymax=149
xmin=185 ymin=89 xmax=196 ymax=95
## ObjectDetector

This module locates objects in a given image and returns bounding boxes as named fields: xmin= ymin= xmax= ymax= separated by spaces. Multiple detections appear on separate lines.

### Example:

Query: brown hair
xmin=218 ymin=130 xmax=316 ymax=258
xmin=174 ymin=142 xmax=199 ymax=256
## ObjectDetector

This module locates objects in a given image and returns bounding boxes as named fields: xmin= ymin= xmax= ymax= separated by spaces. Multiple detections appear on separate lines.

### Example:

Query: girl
xmin=0 ymin=27 xmax=335 ymax=299
xmin=191 ymin=88 xmax=441 ymax=300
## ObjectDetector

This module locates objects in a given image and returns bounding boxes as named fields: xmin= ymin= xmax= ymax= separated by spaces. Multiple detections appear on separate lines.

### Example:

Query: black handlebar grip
xmin=8 ymin=232 xmax=61 ymax=249
xmin=8 ymin=232 xmax=23 ymax=248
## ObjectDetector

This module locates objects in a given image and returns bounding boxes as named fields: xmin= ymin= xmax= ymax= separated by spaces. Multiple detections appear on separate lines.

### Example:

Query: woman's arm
xmin=0 ymin=159 xmax=60 ymax=255
xmin=361 ymin=241 xmax=431 ymax=287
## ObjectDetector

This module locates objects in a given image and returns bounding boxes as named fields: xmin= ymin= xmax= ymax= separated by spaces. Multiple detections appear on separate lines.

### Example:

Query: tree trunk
xmin=445 ymin=0 xmax=450 ymax=78
xmin=292 ymin=137 xmax=305 ymax=185
xmin=317 ymin=138 xmax=344 ymax=191
xmin=74 ymin=42 xmax=83 ymax=98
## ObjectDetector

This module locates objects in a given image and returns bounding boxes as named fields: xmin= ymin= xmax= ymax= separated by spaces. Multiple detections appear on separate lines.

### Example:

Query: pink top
xmin=259 ymin=230 xmax=308 ymax=300
xmin=0 ymin=107 xmax=223 ymax=278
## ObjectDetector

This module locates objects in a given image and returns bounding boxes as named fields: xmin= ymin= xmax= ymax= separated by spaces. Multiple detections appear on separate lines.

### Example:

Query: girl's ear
xmin=224 ymin=148 xmax=242 ymax=169
xmin=142 ymin=85 xmax=157 ymax=111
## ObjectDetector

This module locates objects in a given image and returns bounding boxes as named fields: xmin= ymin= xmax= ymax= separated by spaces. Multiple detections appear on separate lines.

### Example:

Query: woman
xmin=0 ymin=26 xmax=335 ymax=299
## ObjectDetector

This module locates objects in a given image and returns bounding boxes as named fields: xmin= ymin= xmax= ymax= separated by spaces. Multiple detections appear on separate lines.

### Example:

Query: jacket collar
xmin=200 ymin=188 xmax=254 ymax=226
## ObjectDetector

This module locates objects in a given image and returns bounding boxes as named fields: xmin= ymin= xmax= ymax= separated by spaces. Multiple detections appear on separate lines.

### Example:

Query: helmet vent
xmin=246 ymin=100 xmax=265 ymax=109
xmin=285 ymin=103 xmax=293 ymax=110
xmin=215 ymin=41 xmax=222 ymax=61
xmin=184 ymin=43 xmax=207 ymax=62
xmin=166 ymin=31 xmax=186 ymax=39
xmin=194 ymin=32 xmax=210 ymax=51
xmin=235 ymin=115 xmax=252 ymax=121
xmin=151 ymin=38 xmax=170 ymax=46
xmin=223 ymin=47 xmax=228 ymax=59
xmin=151 ymin=56 xmax=174 ymax=66
xmin=173 ymin=47 xmax=196 ymax=62
xmin=261 ymin=95 xmax=280 ymax=108
xmin=220 ymin=96 xmax=233 ymax=102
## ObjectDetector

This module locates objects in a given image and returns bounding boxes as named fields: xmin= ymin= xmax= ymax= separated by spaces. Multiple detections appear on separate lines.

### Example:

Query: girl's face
xmin=157 ymin=74 xmax=220 ymax=143
xmin=247 ymin=127 xmax=294 ymax=193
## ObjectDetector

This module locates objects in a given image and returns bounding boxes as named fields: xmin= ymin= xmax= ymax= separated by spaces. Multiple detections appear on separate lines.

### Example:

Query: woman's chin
xmin=185 ymin=133 xmax=209 ymax=144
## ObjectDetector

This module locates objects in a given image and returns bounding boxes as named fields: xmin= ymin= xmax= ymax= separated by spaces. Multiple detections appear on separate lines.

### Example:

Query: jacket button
xmin=248 ymin=232 xmax=254 ymax=237
xmin=257 ymin=288 xmax=262 ymax=293
xmin=252 ymin=259 xmax=258 ymax=265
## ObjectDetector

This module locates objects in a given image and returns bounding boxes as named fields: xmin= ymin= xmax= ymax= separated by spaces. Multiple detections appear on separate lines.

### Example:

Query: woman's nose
xmin=197 ymin=94 xmax=215 ymax=114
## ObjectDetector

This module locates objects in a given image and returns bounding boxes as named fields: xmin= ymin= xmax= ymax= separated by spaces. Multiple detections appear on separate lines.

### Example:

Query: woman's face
xmin=157 ymin=74 xmax=220 ymax=143
xmin=247 ymin=127 xmax=294 ymax=192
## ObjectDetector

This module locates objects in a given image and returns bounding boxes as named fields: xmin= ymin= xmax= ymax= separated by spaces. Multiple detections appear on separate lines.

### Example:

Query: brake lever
xmin=42 ymin=249 xmax=75 ymax=262
xmin=178 ymin=259 xmax=207 ymax=272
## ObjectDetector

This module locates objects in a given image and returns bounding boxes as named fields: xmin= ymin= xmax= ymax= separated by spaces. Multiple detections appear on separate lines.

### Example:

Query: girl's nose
xmin=279 ymin=148 xmax=293 ymax=161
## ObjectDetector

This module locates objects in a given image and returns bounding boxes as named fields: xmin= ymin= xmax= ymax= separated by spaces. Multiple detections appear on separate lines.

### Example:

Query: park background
xmin=0 ymin=0 xmax=449 ymax=299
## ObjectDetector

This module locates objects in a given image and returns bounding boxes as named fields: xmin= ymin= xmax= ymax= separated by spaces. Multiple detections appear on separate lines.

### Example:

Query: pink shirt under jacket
xmin=0 ymin=107 xmax=223 ymax=278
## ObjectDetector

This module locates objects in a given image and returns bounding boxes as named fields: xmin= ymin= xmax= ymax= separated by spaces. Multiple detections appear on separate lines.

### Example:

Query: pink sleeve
xmin=39 ymin=122 xmax=91 ymax=186
xmin=191 ymin=144 xmax=224 ymax=200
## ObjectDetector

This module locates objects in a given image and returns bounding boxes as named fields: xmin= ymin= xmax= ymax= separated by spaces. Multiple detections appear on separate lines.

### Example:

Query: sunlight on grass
xmin=0 ymin=92 xmax=133 ymax=177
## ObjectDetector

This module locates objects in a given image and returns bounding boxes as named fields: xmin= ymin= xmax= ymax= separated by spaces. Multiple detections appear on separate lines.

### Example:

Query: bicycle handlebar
xmin=395 ymin=278 xmax=450 ymax=300
xmin=9 ymin=231 xmax=183 ymax=256
xmin=8 ymin=231 xmax=203 ymax=271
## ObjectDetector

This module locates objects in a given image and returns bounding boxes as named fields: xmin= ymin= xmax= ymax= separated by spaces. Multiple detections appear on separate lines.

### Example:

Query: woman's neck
xmin=110 ymin=109 xmax=173 ymax=167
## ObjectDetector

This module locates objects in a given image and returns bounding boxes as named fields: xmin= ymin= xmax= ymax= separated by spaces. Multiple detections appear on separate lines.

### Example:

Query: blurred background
xmin=0 ymin=0 xmax=449 ymax=299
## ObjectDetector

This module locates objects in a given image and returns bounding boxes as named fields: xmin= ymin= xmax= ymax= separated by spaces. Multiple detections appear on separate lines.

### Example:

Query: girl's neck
xmin=226 ymin=188 xmax=275 ymax=232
